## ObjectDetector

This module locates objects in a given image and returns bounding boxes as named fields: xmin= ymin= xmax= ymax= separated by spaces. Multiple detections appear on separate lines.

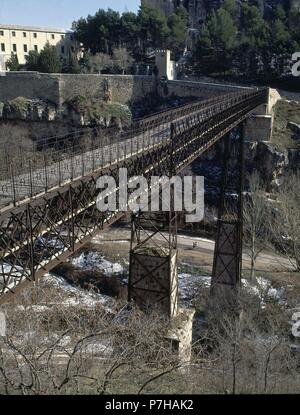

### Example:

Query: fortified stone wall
xmin=163 ymin=79 xmax=252 ymax=99
xmin=58 ymin=74 xmax=156 ymax=106
xmin=0 ymin=72 xmax=60 ymax=105
xmin=0 ymin=72 xmax=278 ymax=103
xmin=0 ymin=72 xmax=157 ymax=107
xmin=0 ymin=72 xmax=263 ymax=108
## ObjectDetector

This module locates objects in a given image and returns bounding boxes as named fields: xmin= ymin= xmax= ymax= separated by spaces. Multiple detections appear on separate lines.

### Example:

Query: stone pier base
xmin=244 ymin=114 xmax=273 ymax=142
xmin=165 ymin=308 xmax=195 ymax=366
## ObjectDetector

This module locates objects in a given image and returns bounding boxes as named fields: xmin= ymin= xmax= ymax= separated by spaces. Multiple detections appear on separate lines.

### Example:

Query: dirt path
xmin=90 ymin=227 xmax=294 ymax=274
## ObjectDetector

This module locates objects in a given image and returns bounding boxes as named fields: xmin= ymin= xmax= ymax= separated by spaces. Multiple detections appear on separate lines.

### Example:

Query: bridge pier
xmin=210 ymin=125 xmax=245 ymax=307
xmin=128 ymin=211 xmax=195 ymax=365
xmin=128 ymin=211 xmax=178 ymax=318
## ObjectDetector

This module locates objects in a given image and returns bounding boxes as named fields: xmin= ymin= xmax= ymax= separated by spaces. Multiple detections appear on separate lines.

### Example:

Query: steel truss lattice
xmin=0 ymin=88 xmax=268 ymax=301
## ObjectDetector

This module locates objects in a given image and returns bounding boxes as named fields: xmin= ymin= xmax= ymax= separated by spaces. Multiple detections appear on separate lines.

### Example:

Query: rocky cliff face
xmin=247 ymin=141 xmax=300 ymax=191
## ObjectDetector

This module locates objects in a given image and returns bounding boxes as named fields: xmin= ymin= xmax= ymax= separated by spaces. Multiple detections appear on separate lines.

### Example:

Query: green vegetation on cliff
xmin=68 ymin=95 xmax=132 ymax=127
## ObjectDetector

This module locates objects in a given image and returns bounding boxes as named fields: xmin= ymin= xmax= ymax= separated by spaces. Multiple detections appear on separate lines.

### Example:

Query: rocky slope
xmin=192 ymin=138 xmax=300 ymax=197
xmin=246 ymin=141 xmax=300 ymax=191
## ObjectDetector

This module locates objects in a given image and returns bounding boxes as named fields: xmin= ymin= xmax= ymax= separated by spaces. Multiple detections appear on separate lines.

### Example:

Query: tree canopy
xmin=194 ymin=1 xmax=300 ymax=79
xmin=73 ymin=4 xmax=189 ymax=59
xmin=15 ymin=1 xmax=300 ymax=80
xmin=38 ymin=42 xmax=62 ymax=73
xmin=6 ymin=53 xmax=20 ymax=71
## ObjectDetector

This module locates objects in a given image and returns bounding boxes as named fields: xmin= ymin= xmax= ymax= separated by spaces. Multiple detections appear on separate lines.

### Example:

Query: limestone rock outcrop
xmin=0 ymin=98 xmax=58 ymax=122
xmin=0 ymin=96 xmax=132 ymax=129
xmin=191 ymin=139 xmax=300 ymax=201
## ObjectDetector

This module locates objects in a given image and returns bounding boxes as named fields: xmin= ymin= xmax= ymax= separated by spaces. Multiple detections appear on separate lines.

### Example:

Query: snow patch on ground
xmin=83 ymin=342 xmax=113 ymax=356
xmin=178 ymin=273 xmax=211 ymax=303
xmin=242 ymin=276 xmax=286 ymax=306
xmin=70 ymin=252 xmax=124 ymax=276
xmin=178 ymin=272 xmax=286 ymax=307
xmin=36 ymin=236 xmax=65 ymax=250
xmin=42 ymin=273 xmax=114 ymax=312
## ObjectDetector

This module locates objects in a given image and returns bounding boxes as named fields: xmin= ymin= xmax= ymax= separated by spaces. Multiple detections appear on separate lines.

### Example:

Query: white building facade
xmin=0 ymin=24 xmax=78 ymax=71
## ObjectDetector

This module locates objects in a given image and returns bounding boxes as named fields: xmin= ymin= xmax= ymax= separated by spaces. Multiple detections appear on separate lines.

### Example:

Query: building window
xmin=61 ymin=35 xmax=64 ymax=39
xmin=12 ymin=44 xmax=17 ymax=52
xmin=61 ymin=46 xmax=65 ymax=54
xmin=12 ymin=31 xmax=16 ymax=37
xmin=33 ymin=33 xmax=37 ymax=38
xmin=1 ymin=43 xmax=5 ymax=52
xmin=71 ymin=46 xmax=75 ymax=52
xmin=70 ymin=35 xmax=74 ymax=41
xmin=23 ymin=32 xmax=27 ymax=37
xmin=0 ymin=31 xmax=4 ymax=36
xmin=51 ymin=34 xmax=55 ymax=39
xmin=34 ymin=45 xmax=38 ymax=52
xmin=23 ymin=44 xmax=28 ymax=53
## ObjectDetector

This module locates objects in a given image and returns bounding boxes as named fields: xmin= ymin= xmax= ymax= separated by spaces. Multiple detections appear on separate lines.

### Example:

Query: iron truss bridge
xmin=0 ymin=87 xmax=268 ymax=301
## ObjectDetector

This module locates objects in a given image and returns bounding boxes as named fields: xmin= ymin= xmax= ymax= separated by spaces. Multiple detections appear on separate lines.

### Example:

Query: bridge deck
xmin=0 ymin=91 xmax=253 ymax=210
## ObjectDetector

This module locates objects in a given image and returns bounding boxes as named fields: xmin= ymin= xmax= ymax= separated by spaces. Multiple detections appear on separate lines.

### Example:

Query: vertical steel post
xmin=10 ymin=162 xmax=17 ymax=207
xmin=27 ymin=204 xmax=35 ymax=283
xmin=69 ymin=187 xmax=75 ymax=251
xmin=44 ymin=154 xmax=48 ymax=192
xmin=29 ymin=160 xmax=33 ymax=198
xmin=237 ymin=123 xmax=245 ymax=283
xmin=58 ymin=158 xmax=62 ymax=187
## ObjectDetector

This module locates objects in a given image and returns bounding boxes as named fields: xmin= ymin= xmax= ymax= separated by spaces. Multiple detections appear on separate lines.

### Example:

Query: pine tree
xmin=195 ymin=7 xmax=237 ymax=74
xmin=138 ymin=4 xmax=170 ymax=51
xmin=79 ymin=52 xmax=92 ymax=73
xmin=38 ymin=42 xmax=62 ymax=73
xmin=167 ymin=6 xmax=189 ymax=56
xmin=63 ymin=52 xmax=81 ymax=74
xmin=6 ymin=53 xmax=20 ymax=71
xmin=236 ymin=4 xmax=269 ymax=77
xmin=25 ymin=50 xmax=40 ymax=71
xmin=222 ymin=0 xmax=238 ymax=19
